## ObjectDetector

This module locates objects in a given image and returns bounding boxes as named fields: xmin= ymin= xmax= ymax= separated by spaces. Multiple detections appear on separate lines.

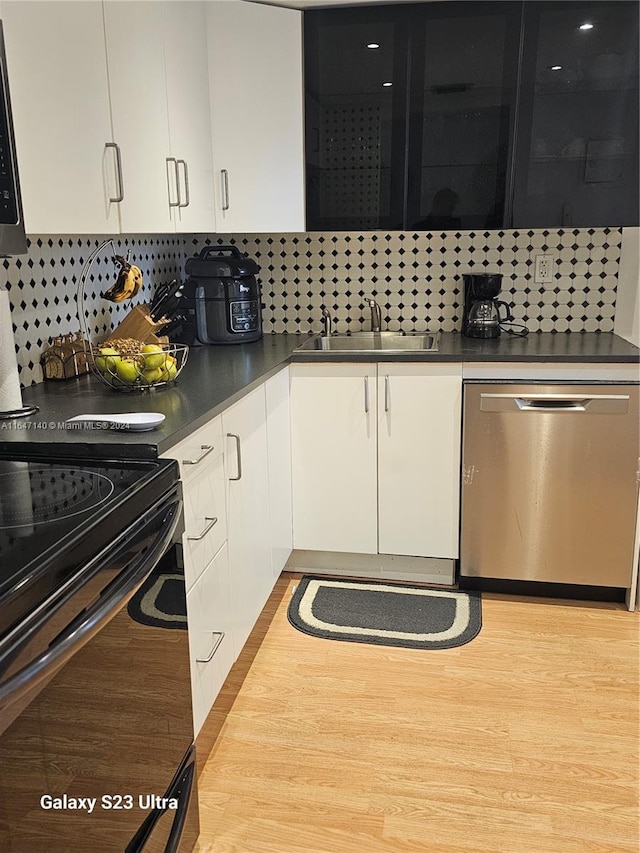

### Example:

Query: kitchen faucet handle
xmin=320 ymin=305 xmax=333 ymax=336
xmin=364 ymin=296 xmax=382 ymax=332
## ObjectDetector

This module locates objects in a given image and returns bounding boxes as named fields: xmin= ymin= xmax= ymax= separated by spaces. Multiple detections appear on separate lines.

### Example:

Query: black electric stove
xmin=0 ymin=453 xmax=200 ymax=852
xmin=0 ymin=456 xmax=180 ymax=638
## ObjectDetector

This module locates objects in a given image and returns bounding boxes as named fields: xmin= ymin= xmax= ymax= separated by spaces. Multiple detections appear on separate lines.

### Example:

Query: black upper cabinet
xmin=406 ymin=2 xmax=522 ymax=231
xmin=304 ymin=7 xmax=410 ymax=230
xmin=303 ymin=1 xmax=639 ymax=231
xmin=512 ymin=1 xmax=639 ymax=228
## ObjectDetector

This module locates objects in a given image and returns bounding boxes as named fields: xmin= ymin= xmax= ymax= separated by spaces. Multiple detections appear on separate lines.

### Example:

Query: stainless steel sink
xmin=295 ymin=331 xmax=440 ymax=353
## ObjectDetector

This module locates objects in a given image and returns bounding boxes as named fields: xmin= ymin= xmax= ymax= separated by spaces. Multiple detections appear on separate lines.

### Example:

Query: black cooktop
xmin=0 ymin=456 xmax=180 ymax=637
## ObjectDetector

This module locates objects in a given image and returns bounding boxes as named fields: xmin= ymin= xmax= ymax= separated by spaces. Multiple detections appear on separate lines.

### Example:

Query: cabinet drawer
xmin=183 ymin=451 xmax=227 ymax=590
xmin=172 ymin=416 xmax=224 ymax=483
xmin=186 ymin=542 xmax=235 ymax=737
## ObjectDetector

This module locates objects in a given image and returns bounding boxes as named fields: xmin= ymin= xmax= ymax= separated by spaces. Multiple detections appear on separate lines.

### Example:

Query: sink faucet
xmin=365 ymin=297 xmax=382 ymax=332
xmin=320 ymin=305 xmax=333 ymax=336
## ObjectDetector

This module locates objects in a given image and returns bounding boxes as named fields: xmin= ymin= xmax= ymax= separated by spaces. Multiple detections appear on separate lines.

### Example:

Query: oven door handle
xmin=0 ymin=496 xmax=182 ymax=712
xmin=125 ymin=744 xmax=197 ymax=853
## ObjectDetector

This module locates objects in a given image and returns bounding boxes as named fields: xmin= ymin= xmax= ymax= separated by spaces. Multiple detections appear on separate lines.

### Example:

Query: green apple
xmin=159 ymin=354 xmax=178 ymax=382
xmin=161 ymin=361 xmax=178 ymax=382
xmin=141 ymin=344 xmax=166 ymax=370
xmin=115 ymin=358 xmax=142 ymax=385
xmin=95 ymin=346 xmax=120 ymax=374
xmin=142 ymin=366 xmax=163 ymax=383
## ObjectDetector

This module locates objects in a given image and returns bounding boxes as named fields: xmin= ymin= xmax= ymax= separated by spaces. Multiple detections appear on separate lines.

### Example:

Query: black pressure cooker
xmin=181 ymin=245 xmax=263 ymax=344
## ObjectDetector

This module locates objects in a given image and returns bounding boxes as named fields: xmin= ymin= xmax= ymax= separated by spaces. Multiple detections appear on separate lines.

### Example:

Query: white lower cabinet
xmin=377 ymin=363 xmax=462 ymax=559
xmin=222 ymin=384 xmax=275 ymax=654
xmin=162 ymin=415 xmax=232 ymax=736
xmin=290 ymin=362 xmax=462 ymax=559
xmin=290 ymin=363 xmax=378 ymax=553
xmin=186 ymin=542 xmax=234 ymax=737
xmin=265 ymin=367 xmax=293 ymax=577
xmin=163 ymin=378 xmax=291 ymax=736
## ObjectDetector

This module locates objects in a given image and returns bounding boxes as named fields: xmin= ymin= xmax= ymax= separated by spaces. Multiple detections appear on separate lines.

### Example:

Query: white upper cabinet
xmin=2 ymin=1 xmax=215 ymax=235
xmin=103 ymin=0 xmax=174 ymax=234
xmin=163 ymin=1 xmax=216 ymax=233
xmin=1 ymin=1 xmax=119 ymax=235
xmin=206 ymin=0 xmax=305 ymax=233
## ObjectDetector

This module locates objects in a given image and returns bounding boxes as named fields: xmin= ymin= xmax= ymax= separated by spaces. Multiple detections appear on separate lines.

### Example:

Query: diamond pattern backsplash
xmin=4 ymin=235 xmax=184 ymax=386
xmin=2 ymin=227 xmax=622 ymax=387
xmin=190 ymin=228 xmax=621 ymax=338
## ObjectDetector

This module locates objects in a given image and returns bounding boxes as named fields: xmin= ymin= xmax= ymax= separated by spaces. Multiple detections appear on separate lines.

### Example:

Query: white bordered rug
xmin=287 ymin=576 xmax=482 ymax=650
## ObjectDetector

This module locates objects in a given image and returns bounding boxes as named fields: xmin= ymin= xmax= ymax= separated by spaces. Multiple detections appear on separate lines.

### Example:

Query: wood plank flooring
xmin=195 ymin=573 xmax=639 ymax=853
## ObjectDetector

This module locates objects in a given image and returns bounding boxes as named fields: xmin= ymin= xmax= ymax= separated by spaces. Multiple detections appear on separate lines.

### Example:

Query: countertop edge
xmin=2 ymin=332 xmax=638 ymax=459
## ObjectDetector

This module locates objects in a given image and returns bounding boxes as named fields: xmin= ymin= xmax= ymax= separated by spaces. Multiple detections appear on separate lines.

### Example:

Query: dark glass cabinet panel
xmin=304 ymin=1 xmax=639 ymax=231
xmin=304 ymin=8 xmax=409 ymax=230
xmin=512 ymin=1 xmax=639 ymax=227
xmin=406 ymin=2 xmax=522 ymax=230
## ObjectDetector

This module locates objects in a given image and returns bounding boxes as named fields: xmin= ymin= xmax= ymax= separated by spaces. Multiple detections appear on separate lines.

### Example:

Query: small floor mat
xmin=288 ymin=576 xmax=481 ymax=650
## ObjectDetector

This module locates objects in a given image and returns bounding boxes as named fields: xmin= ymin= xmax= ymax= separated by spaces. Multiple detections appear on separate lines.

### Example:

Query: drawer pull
xmin=187 ymin=516 xmax=218 ymax=541
xmin=196 ymin=631 xmax=225 ymax=663
xmin=183 ymin=444 xmax=214 ymax=466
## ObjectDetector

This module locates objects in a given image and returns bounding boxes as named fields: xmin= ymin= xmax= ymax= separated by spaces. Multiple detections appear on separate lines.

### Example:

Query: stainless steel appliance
xmin=181 ymin=245 xmax=262 ymax=345
xmin=0 ymin=454 xmax=199 ymax=852
xmin=0 ymin=21 xmax=26 ymax=256
xmin=460 ymin=383 xmax=640 ymax=588
xmin=462 ymin=273 xmax=527 ymax=338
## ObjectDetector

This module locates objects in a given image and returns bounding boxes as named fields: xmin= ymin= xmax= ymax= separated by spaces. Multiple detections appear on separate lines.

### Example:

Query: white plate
xmin=65 ymin=413 xmax=166 ymax=431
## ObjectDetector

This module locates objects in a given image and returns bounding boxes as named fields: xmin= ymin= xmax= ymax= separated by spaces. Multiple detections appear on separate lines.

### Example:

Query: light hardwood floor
xmin=195 ymin=573 xmax=639 ymax=853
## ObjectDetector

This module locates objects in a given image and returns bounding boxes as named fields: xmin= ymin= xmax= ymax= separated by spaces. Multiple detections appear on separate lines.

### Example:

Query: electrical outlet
xmin=534 ymin=254 xmax=555 ymax=284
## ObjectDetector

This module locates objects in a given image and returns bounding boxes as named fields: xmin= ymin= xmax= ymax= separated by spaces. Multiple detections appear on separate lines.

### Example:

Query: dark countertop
xmin=290 ymin=330 xmax=640 ymax=364
xmin=1 ymin=331 xmax=637 ymax=460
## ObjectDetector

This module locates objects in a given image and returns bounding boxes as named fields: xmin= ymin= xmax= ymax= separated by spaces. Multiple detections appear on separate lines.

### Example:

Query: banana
xmin=101 ymin=255 xmax=143 ymax=303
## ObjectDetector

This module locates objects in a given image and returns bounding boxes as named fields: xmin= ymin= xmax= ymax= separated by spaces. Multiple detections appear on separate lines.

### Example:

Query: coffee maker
xmin=462 ymin=273 xmax=513 ymax=339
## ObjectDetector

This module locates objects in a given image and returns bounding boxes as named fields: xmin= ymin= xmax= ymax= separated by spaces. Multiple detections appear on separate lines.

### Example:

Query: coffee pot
xmin=462 ymin=273 xmax=513 ymax=339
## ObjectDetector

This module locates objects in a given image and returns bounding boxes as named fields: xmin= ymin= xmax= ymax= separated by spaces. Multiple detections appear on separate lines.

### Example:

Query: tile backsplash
xmin=4 ymin=235 xmax=184 ymax=386
xmin=3 ymin=227 xmax=622 ymax=386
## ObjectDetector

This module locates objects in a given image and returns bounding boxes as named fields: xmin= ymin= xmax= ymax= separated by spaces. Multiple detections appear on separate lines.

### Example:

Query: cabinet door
xmin=512 ymin=0 xmax=639 ymax=227
xmin=103 ymin=0 xmax=174 ymax=233
xmin=207 ymin=1 xmax=304 ymax=232
xmin=290 ymin=363 xmax=377 ymax=554
xmin=406 ymin=2 xmax=522 ymax=230
xmin=186 ymin=542 xmax=235 ymax=737
xmin=265 ymin=367 xmax=293 ymax=578
xmin=1 ymin=1 xmax=119 ymax=234
xmin=222 ymin=385 xmax=273 ymax=655
xmin=304 ymin=6 xmax=409 ymax=230
xmin=377 ymin=363 xmax=462 ymax=559
xmin=163 ymin=1 xmax=216 ymax=233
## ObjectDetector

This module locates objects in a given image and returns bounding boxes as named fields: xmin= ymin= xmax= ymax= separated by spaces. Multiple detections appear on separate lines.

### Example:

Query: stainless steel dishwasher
xmin=460 ymin=383 xmax=639 ymax=587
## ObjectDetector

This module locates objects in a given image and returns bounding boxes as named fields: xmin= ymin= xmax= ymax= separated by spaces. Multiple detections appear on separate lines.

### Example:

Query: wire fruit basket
xmin=76 ymin=239 xmax=189 ymax=392
xmin=90 ymin=339 xmax=189 ymax=392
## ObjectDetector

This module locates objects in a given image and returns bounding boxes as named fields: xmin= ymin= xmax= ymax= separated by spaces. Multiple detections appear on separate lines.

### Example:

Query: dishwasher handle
xmin=480 ymin=393 xmax=630 ymax=414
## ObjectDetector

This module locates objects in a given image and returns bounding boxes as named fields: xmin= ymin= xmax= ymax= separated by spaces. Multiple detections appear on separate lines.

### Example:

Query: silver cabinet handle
xmin=166 ymin=157 xmax=180 ymax=207
xmin=177 ymin=159 xmax=190 ymax=208
xmin=384 ymin=375 xmax=390 ymax=412
xmin=221 ymin=168 xmax=230 ymax=210
xmin=105 ymin=142 xmax=124 ymax=203
xmin=364 ymin=376 xmax=370 ymax=413
xmin=187 ymin=516 xmax=218 ymax=542
xmin=227 ymin=432 xmax=242 ymax=480
xmin=183 ymin=444 xmax=215 ymax=466
xmin=196 ymin=631 xmax=225 ymax=663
